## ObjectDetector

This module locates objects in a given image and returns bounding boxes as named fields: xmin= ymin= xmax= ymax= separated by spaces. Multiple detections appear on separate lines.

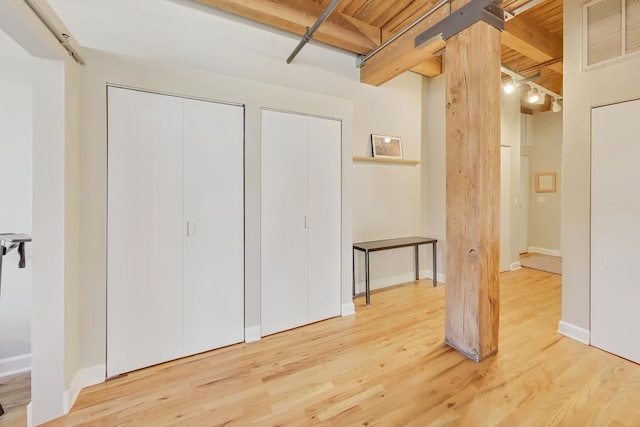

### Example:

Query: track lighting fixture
xmin=503 ymin=78 xmax=516 ymax=94
xmin=527 ymin=85 xmax=539 ymax=104
xmin=501 ymin=66 xmax=562 ymax=112
xmin=536 ymin=91 xmax=546 ymax=105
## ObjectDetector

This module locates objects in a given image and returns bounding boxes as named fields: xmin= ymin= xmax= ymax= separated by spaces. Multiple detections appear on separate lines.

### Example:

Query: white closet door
xmin=107 ymin=87 xmax=184 ymax=377
xmin=307 ymin=116 xmax=341 ymax=323
xmin=261 ymin=110 xmax=309 ymax=336
xmin=591 ymin=99 xmax=640 ymax=363
xmin=182 ymin=99 xmax=244 ymax=354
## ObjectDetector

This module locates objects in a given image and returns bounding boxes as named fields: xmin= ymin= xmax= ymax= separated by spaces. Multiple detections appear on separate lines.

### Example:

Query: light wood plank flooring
xmin=4 ymin=268 xmax=640 ymax=426
xmin=0 ymin=372 xmax=29 ymax=427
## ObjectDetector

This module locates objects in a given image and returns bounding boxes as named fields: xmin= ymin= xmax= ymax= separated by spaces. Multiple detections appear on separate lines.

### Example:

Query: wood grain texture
xmin=359 ymin=2 xmax=449 ymax=86
xmin=502 ymin=18 xmax=563 ymax=74
xmin=410 ymin=57 xmax=443 ymax=78
xmin=195 ymin=0 xmax=380 ymax=54
xmin=444 ymin=19 xmax=501 ymax=361
xmin=0 ymin=372 xmax=30 ymax=427
xmin=17 ymin=269 xmax=640 ymax=426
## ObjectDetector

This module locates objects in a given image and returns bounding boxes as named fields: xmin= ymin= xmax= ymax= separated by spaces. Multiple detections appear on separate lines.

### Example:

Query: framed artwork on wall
xmin=535 ymin=172 xmax=556 ymax=193
xmin=371 ymin=134 xmax=403 ymax=159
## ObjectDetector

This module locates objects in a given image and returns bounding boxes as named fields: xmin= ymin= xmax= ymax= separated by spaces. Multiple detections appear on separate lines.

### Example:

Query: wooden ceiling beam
xmin=410 ymin=57 xmax=443 ymax=77
xmin=501 ymin=17 xmax=563 ymax=74
xmin=195 ymin=0 xmax=380 ymax=55
xmin=359 ymin=3 xmax=449 ymax=86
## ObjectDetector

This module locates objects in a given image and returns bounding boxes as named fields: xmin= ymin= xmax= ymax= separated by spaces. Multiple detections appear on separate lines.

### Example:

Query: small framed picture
xmin=371 ymin=134 xmax=403 ymax=159
xmin=535 ymin=172 xmax=556 ymax=193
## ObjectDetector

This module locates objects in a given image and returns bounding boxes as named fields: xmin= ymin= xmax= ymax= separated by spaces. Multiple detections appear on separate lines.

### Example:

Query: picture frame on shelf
xmin=371 ymin=134 xmax=403 ymax=159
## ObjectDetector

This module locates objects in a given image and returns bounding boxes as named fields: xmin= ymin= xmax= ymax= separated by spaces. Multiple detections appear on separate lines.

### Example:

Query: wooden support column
xmin=444 ymin=3 xmax=501 ymax=362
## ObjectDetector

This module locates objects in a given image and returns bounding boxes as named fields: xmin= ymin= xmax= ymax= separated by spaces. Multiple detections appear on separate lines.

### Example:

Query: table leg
xmin=352 ymin=248 xmax=355 ymax=297
xmin=432 ymin=241 xmax=437 ymax=287
xmin=415 ymin=244 xmax=419 ymax=281
xmin=365 ymin=251 xmax=370 ymax=306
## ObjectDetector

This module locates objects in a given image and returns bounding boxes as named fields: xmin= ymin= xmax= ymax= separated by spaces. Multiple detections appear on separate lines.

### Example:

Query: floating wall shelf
xmin=352 ymin=156 xmax=420 ymax=165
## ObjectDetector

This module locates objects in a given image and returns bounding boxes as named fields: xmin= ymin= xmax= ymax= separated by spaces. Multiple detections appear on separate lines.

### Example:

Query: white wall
xmin=562 ymin=0 xmax=640 ymax=340
xmin=76 ymin=46 xmax=358 ymax=368
xmin=0 ymin=28 xmax=33 ymax=376
xmin=529 ymin=111 xmax=562 ymax=254
xmin=421 ymin=76 xmax=446 ymax=282
xmin=0 ymin=0 xmax=84 ymax=424
xmin=421 ymin=75 xmax=523 ymax=278
xmin=501 ymin=87 xmax=523 ymax=270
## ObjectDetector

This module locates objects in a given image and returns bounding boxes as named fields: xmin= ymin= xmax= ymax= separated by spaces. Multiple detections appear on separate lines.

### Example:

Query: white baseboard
xmin=353 ymin=270 xmax=446 ymax=295
xmin=557 ymin=321 xmax=590 ymax=345
xmin=245 ymin=326 xmax=261 ymax=343
xmin=419 ymin=269 xmax=446 ymax=285
xmin=63 ymin=364 xmax=105 ymax=413
xmin=27 ymin=402 xmax=32 ymax=427
xmin=0 ymin=353 xmax=31 ymax=378
xmin=528 ymin=247 xmax=562 ymax=257
xmin=341 ymin=302 xmax=355 ymax=316
xmin=510 ymin=261 xmax=521 ymax=271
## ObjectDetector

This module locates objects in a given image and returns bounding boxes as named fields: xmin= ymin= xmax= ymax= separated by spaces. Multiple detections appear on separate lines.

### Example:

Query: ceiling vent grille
xmin=627 ymin=0 xmax=640 ymax=53
xmin=585 ymin=0 xmax=640 ymax=66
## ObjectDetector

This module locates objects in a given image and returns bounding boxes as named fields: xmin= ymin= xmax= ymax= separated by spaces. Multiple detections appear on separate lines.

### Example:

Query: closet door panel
xmin=261 ymin=110 xmax=309 ymax=336
xmin=591 ymin=99 xmax=640 ymax=363
xmin=107 ymin=87 xmax=184 ymax=377
xmin=182 ymin=99 xmax=244 ymax=354
xmin=307 ymin=116 xmax=342 ymax=323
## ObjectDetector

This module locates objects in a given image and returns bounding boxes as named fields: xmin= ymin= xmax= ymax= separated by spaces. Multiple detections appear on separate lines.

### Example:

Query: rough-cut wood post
xmin=444 ymin=5 xmax=501 ymax=362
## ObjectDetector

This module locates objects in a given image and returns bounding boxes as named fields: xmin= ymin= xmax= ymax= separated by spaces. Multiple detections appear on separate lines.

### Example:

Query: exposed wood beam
xmin=445 ymin=0 xmax=501 ymax=362
xmin=359 ymin=3 xmax=449 ymax=86
xmin=410 ymin=57 xmax=443 ymax=77
xmin=195 ymin=0 xmax=380 ymax=55
xmin=501 ymin=17 xmax=563 ymax=74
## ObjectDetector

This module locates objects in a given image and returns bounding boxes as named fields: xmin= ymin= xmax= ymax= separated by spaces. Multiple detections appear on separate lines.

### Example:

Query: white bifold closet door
xmin=261 ymin=109 xmax=341 ymax=336
xmin=591 ymin=98 xmax=640 ymax=364
xmin=107 ymin=87 xmax=244 ymax=377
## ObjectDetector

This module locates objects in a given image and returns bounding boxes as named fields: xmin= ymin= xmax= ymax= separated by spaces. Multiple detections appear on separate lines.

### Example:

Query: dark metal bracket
xmin=415 ymin=0 xmax=505 ymax=48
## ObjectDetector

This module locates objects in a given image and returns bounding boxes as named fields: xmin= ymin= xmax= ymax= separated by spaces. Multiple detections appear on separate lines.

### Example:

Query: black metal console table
xmin=353 ymin=236 xmax=437 ymax=306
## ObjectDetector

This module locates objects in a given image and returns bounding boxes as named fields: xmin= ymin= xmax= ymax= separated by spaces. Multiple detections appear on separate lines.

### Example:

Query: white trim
xmin=353 ymin=270 xmax=446 ymax=295
xmin=510 ymin=261 xmax=522 ymax=271
xmin=0 ymin=353 xmax=31 ymax=377
xmin=244 ymin=326 xmax=261 ymax=343
xmin=62 ymin=364 xmax=105 ymax=413
xmin=527 ymin=246 xmax=562 ymax=257
xmin=341 ymin=302 xmax=355 ymax=316
xmin=27 ymin=402 xmax=32 ymax=427
xmin=420 ymin=269 xmax=446 ymax=285
xmin=557 ymin=321 xmax=590 ymax=345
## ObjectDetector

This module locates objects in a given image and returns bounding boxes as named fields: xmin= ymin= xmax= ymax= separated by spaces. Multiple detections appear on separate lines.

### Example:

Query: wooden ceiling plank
xmin=360 ymin=2 xmax=449 ymax=86
xmin=354 ymin=0 xmax=393 ymax=24
xmin=501 ymin=17 xmax=563 ymax=74
xmin=371 ymin=0 xmax=415 ymax=28
xmin=342 ymin=0 xmax=369 ymax=16
xmin=382 ymin=1 xmax=437 ymax=34
xmin=196 ymin=0 xmax=380 ymax=54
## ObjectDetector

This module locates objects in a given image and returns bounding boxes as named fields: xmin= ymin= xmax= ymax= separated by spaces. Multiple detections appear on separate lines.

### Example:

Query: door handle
xmin=186 ymin=221 xmax=194 ymax=237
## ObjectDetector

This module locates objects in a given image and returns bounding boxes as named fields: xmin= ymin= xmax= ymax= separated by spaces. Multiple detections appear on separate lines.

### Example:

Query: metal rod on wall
xmin=23 ymin=0 xmax=84 ymax=64
xmin=286 ymin=0 xmax=341 ymax=64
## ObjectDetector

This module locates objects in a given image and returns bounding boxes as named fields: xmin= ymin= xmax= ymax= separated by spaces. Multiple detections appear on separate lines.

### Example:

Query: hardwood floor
xmin=5 ymin=268 xmax=640 ymax=426
xmin=0 ymin=372 xmax=29 ymax=427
